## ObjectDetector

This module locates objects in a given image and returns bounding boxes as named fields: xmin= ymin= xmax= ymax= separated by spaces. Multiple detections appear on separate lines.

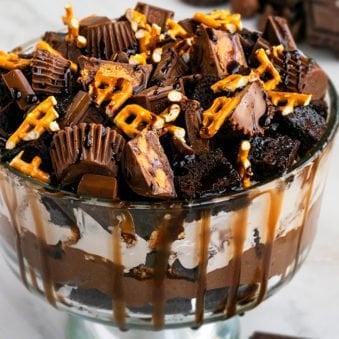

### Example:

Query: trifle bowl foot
xmin=66 ymin=315 xmax=240 ymax=339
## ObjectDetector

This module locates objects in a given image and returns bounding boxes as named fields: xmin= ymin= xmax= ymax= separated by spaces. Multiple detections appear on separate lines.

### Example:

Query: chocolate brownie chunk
xmin=249 ymin=135 xmax=300 ymax=180
xmin=191 ymin=75 xmax=220 ymax=110
xmin=277 ymin=105 xmax=328 ymax=151
xmin=173 ymin=149 xmax=242 ymax=199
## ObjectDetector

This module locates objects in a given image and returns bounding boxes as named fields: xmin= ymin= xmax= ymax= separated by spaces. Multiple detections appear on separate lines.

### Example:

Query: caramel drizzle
xmin=0 ymin=173 xmax=28 ymax=289
xmin=293 ymin=157 xmax=320 ymax=274
xmin=152 ymin=212 xmax=185 ymax=329
xmin=111 ymin=212 xmax=126 ymax=330
xmin=255 ymin=186 xmax=285 ymax=305
xmin=195 ymin=210 xmax=211 ymax=327
xmin=225 ymin=206 xmax=249 ymax=317
xmin=29 ymin=189 xmax=56 ymax=306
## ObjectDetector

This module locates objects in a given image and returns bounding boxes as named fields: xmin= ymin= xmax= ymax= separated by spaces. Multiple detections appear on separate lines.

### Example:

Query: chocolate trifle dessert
xmin=0 ymin=2 xmax=336 ymax=331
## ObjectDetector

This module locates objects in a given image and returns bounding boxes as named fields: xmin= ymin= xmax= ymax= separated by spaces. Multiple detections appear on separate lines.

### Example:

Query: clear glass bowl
xmin=0 ymin=40 xmax=338 ymax=338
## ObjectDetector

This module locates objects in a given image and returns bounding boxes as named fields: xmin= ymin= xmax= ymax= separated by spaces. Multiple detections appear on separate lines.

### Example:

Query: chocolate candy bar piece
xmin=122 ymin=130 xmax=176 ymax=199
xmin=249 ymin=134 xmax=300 ymax=180
xmin=191 ymin=24 xmax=247 ymax=78
xmin=78 ymin=56 xmax=152 ymax=93
xmin=272 ymin=51 xmax=328 ymax=100
xmin=135 ymin=2 xmax=174 ymax=30
xmin=51 ymin=123 xmax=126 ymax=186
xmin=60 ymin=91 xmax=93 ymax=128
xmin=130 ymin=83 xmax=185 ymax=114
xmin=151 ymin=45 xmax=189 ymax=85
xmin=32 ymin=50 xmax=72 ymax=95
xmin=306 ymin=0 xmax=339 ymax=55
xmin=262 ymin=16 xmax=297 ymax=50
xmin=2 ymin=69 xmax=38 ymax=111
xmin=181 ymin=98 xmax=209 ymax=154
xmin=77 ymin=174 xmax=119 ymax=200
xmin=81 ymin=19 xmax=137 ymax=60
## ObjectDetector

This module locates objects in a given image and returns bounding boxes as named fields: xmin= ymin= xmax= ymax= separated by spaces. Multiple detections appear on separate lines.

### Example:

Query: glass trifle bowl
xmin=0 ymin=4 xmax=338 ymax=339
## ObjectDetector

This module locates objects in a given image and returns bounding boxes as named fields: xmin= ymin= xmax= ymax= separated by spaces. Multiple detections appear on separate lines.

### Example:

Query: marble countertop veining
xmin=0 ymin=1 xmax=338 ymax=339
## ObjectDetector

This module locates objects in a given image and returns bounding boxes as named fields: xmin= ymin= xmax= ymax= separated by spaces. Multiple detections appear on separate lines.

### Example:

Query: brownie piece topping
xmin=249 ymin=134 xmax=300 ymax=180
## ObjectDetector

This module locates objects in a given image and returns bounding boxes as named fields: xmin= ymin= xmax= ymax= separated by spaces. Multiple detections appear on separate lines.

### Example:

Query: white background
xmin=0 ymin=1 xmax=338 ymax=338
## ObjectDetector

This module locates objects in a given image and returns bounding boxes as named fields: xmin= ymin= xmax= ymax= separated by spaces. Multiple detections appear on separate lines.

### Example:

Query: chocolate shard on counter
xmin=77 ymin=174 xmax=119 ymax=200
xmin=135 ymin=2 xmax=174 ymax=30
xmin=60 ymin=91 xmax=106 ymax=128
xmin=150 ymin=45 xmax=189 ymax=85
xmin=249 ymin=134 xmax=300 ymax=180
xmin=32 ymin=50 xmax=72 ymax=95
xmin=305 ymin=0 xmax=339 ymax=55
xmin=2 ymin=69 xmax=38 ymax=111
xmin=122 ymin=130 xmax=176 ymax=199
xmin=78 ymin=56 xmax=152 ymax=93
xmin=50 ymin=123 xmax=125 ymax=186
xmin=272 ymin=50 xmax=328 ymax=100
xmin=226 ymin=81 xmax=267 ymax=136
xmin=262 ymin=16 xmax=297 ymax=51
xmin=181 ymin=98 xmax=210 ymax=154
xmin=130 ymin=82 xmax=185 ymax=114
xmin=173 ymin=148 xmax=241 ymax=199
xmin=81 ymin=18 xmax=137 ymax=60
xmin=277 ymin=105 xmax=328 ymax=151
xmin=191 ymin=24 xmax=247 ymax=78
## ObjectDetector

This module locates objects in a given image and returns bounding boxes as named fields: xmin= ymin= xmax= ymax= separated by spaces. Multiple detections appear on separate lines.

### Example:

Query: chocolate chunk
xmin=181 ymin=99 xmax=209 ymax=154
xmin=191 ymin=25 xmax=247 ymax=78
xmin=2 ymin=69 xmax=38 ymax=111
xmin=230 ymin=0 xmax=259 ymax=18
xmin=78 ymin=56 xmax=152 ymax=93
xmin=227 ymin=81 xmax=267 ymax=136
xmin=32 ymin=50 xmax=72 ymax=95
xmin=248 ymin=37 xmax=272 ymax=65
xmin=306 ymin=0 xmax=339 ymax=55
xmin=262 ymin=16 xmax=297 ymax=50
xmin=272 ymin=51 xmax=328 ymax=100
xmin=82 ymin=19 xmax=137 ymax=60
xmin=177 ymin=18 xmax=199 ymax=35
xmin=150 ymin=46 xmax=189 ymax=85
xmin=130 ymin=83 xmax=185 ymax=114
xmin=277 ymin=105 xmax=328 ymax=151
xmin=250 ymin=134 xmax=300 ymax=180
xmin=43 ymin=32 xmax=68 ymax=56
xmin=51 ymin=123 xmax=126 ymax=186
xmin=122 ymin=130 xmax=176 ymax=199
xmin=59 ymin=91 xmax=92 ymax=127
xmin=239 ymin=29 xmax=261 ymax=60
xmin=77 ymin=174 xmax=119 ymax=200
xmin=135 ymin=2 xmax=174 ymax=30
xmin=173 ymin=149 xmax=241 ymax=199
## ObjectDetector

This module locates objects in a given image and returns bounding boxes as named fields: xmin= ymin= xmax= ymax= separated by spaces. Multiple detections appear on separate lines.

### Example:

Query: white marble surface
xmin=0 ymin=1 xmax=338 ymax=338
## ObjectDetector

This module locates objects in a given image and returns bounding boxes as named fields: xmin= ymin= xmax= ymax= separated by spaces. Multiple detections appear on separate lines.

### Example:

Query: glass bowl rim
xmin=1 ymin=38 xmax=338 ymax=209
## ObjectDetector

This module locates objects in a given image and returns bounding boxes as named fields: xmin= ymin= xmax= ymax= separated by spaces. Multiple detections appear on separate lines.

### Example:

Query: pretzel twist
xmin=114 ymin=104 xmax=164 ymax=138
xmin=89 ymin=72 xmax=133 ymax=118
xmin=267 ymin=91 xmax=312 ymax=115
xmin=200 ymin=96 xmax=241 ymax=139
xmin=6 ymin=96 xmax=60 ymax=150
xmin=10 ymin=151 xmax=50 ymax=183
xmin=0 ymin=50 xmax=31 ymax=70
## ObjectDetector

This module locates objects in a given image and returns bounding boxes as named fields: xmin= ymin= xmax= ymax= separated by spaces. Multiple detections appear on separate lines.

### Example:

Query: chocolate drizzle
xmin=195 ymin=210 xmax=211 ymax=326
